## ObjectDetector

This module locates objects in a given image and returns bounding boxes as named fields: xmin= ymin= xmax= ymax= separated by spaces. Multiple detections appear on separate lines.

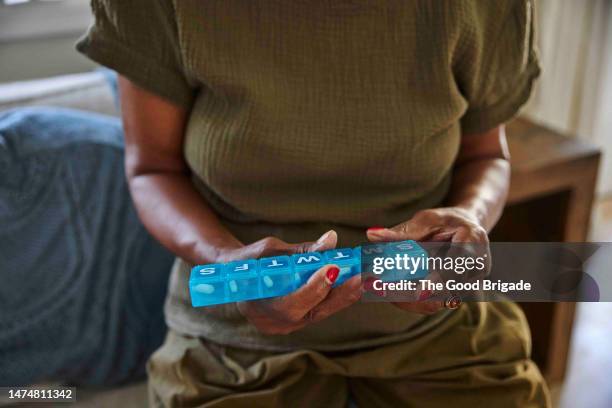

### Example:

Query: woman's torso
xmin=167 ymin=0 xmax=494 ymax=349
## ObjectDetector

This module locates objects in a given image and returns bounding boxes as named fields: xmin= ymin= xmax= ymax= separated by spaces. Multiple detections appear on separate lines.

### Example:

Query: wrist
xmin=193 ymin=237 xmax=244 ymax=264
xmin=448 ymin=203 xmax=486 ymax=227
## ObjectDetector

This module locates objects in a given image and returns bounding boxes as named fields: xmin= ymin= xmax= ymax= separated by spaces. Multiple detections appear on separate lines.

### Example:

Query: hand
xmin=219 ymin=230 xmax=363 ymax=335
xmin=366 ymin=207 xmax=490 ymax=314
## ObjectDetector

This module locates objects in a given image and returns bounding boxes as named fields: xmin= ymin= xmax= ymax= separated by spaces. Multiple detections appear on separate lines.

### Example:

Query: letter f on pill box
xmin=189 ymin=264 xmax=226 ymax=307
xmin=224 ymin=260 xmax=260 ymax=302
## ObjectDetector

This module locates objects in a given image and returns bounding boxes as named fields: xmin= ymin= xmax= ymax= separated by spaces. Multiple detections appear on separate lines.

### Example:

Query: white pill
xmin=229 ymin=280 xmax=238 ymax=293
xmin=263 ymin=276 xmax=274 ymax=288
xmin=194 ymin=283 xmax=215 ymax=294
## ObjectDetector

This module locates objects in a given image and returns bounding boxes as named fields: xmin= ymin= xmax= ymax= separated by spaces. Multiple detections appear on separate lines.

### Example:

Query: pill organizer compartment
xmin=224 ymin=260 xmax=260 ymax=302
xmin=259 ymin=256 xmax=295 ymax=298
xmin=189 ymin=264 xmax=226 ymax=307
xmin=385 ymin=240 xmax=429 ymax=281
xmin=323 ymin=248 xmax=361 ymax=286
xmin=291 ymin=252 xmax=324 ymax=285
xmin=360 ymin=243 xmax=396 ymax=281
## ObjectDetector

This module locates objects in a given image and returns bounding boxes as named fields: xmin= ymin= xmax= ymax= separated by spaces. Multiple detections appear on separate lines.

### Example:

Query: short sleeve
xmin=76 ymin=0 xmax=195 ymax=108
xmin=456 ymin=0 xmax=541 ymax=135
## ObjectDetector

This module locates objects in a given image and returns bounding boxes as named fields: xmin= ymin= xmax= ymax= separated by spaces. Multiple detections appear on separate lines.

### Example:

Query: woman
xmin=77 ymin=0 xmax=548 ymax=406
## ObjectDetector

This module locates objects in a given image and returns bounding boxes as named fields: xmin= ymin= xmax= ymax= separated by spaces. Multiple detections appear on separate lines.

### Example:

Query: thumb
xmin=282 ymin=264 xmax=339 ymax=313
xmin=366 ymin=226 xmax=401 ymax=242
xmin=310 ymin=230 xmax=338 ymax=252
xmin=286 ymin=230 xmax=338 ymax=254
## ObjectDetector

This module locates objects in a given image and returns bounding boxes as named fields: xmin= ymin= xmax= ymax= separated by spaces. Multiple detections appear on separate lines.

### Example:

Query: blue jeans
xmin=0 ymin=107 xmax=174 ymax=386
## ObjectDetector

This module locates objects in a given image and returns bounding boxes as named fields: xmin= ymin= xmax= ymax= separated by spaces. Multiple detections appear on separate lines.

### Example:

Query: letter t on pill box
xmin=323 ymin=248 xmax=360 ymax=286
xmin=259 ymin=256 xmax=295 ymax=298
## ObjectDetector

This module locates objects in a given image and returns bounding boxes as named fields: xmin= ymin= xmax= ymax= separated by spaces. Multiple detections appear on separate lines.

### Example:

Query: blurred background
xmin=0 ymin=1 xmax=611 ymax=407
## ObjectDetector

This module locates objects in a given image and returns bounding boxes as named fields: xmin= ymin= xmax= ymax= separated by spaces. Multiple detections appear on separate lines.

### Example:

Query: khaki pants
xmin=148 ymin=302 xmax=550 ymax=407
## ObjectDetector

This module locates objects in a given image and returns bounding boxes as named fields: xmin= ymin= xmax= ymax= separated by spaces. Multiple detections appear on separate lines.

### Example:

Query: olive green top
xmin=77 ymin=0 xmax=539 ymax=351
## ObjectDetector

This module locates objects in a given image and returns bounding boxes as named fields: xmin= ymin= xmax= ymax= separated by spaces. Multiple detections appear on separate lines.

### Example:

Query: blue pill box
xmin=189 ymin=240 xmax=428 ymax=307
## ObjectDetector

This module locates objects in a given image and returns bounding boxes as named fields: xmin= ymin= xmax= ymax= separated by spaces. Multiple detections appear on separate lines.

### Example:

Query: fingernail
xmin=418 ymin=289 xmax=432 ymax=301
xmin=367 ymin=226 xmax=386 ymax=232
xmin=363 ymin=276 xmax=375 ymax=291
xmin=325 ymin=266 xmax=340 ymax=285
xmin=363 ymin=276 xmax=385 ymax=297
xmin=317 ymin=230 xmax=333 ymax=244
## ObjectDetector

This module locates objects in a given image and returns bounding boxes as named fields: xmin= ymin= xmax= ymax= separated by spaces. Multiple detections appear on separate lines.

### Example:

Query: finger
xmin=391 ymin=300 xmax=445 ymax=314
xmin=299 ymin=230 xmax=338 ymax=253
xmin=273 ymin=264 xmax=339 ymax=322
xmin=239 ymin=230 xmax=338 ymax=260
xmin=309 ymin=275 xmax=362 ymax=322
xmin=392 ymin=271 xmax=446 ymax=314
xmin=236 ymin=301 xmax=308 ymax=335
xmin=235 ymin=236 xmax=291 ymax=260
xmin=275 ymin=230 xmax=338 ymax=256
xmin=366 ymin=226 xmax=399 ymax=242
xmin=451 ymin=225 xmax=488 ymax=244
xmin=366 ymin=222 xmax=435 ymax=242
xmin=362 ymin=276 xmax=387 ymax=298
xmin=417 ymin=270 xmax=447 ymax=300
xmin=430 ymin=230 xmax=455 ymax=242
xmin=448 ymin=227 xmax=491 ymax=280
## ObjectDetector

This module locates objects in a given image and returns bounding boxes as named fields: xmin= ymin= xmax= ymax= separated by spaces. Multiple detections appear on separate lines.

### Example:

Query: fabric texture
xmin=0 ymin=107 xmax=173 ymax=386
xmin=77 ymin=0 xmax=541 ymax=351
xmin=148 ymin=302 xmax=550 ymax=407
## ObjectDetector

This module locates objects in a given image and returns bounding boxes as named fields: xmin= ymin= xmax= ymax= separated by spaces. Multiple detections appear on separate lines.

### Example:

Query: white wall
xmin=523 ymin=0 xmax=612 ymax=195
xmin=589 ymin=5 xmax=612 ymax=196
xmin=0 ymin=0 xmax=95 ymax=83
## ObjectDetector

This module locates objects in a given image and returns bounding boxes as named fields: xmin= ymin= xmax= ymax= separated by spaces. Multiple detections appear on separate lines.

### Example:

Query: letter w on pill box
xmin=291 ymin=252 xmax=325 ymax=285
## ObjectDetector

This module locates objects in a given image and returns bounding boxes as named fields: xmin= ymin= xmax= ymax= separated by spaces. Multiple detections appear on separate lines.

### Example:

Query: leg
xmin=348 ymin=303 xmax=550 ymax=408
xmin=148 ymin=329 xmax=348 ymax=408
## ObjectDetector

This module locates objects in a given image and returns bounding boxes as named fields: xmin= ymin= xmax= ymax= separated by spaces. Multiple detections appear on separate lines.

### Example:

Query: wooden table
xmin=490 ymin=117 xmax=601 ymax=383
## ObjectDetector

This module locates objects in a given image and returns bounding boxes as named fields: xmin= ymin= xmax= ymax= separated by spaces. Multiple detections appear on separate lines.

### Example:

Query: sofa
xmin=0 ymin=71 xmax=152 ymax=407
